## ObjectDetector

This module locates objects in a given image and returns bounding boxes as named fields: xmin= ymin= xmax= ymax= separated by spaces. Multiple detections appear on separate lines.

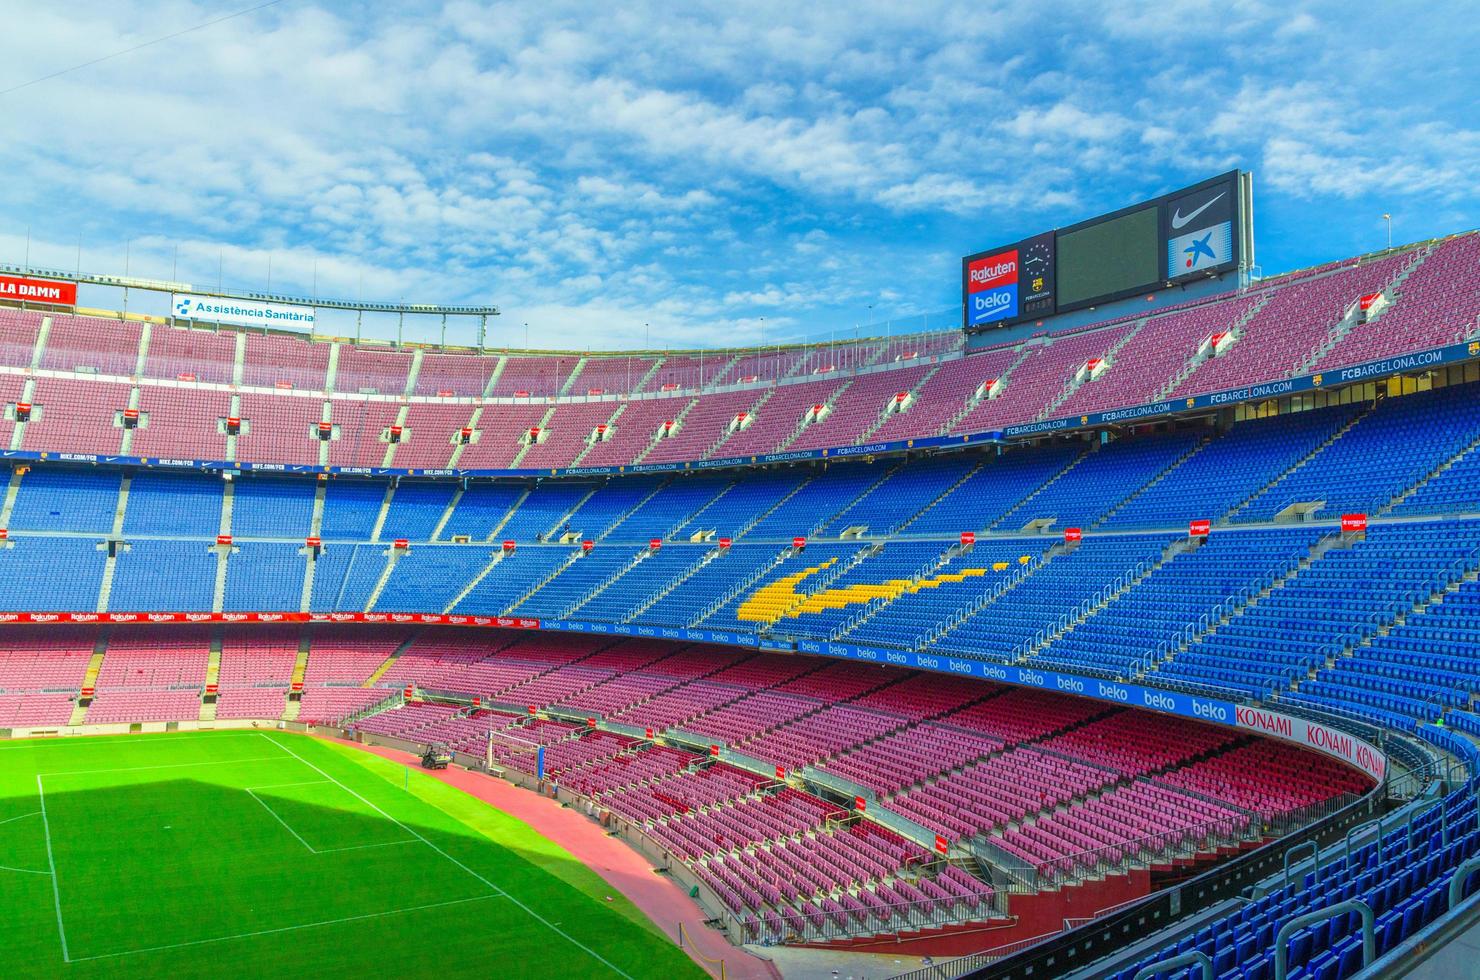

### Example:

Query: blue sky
xmin=0 ymin=0 xmax=1475 ymax=350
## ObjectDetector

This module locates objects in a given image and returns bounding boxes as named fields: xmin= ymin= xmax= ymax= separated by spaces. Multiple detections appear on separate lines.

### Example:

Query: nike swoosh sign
xmin=1171 ymin=191 xmax=1226 ymax=230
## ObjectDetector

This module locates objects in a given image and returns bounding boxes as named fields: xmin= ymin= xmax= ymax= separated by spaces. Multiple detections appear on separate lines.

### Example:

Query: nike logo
xmin=1171 ymin=191 xmax=1226 ymax=230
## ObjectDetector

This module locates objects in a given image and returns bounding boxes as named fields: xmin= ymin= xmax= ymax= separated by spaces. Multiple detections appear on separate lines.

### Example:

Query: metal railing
xmin=991 ymin=812 xmax=1262 ymax=892
xmin=724 ymin=886 xmax=997 ymax=947
xmin=885 ymin=932 xmax=1062 ymax=980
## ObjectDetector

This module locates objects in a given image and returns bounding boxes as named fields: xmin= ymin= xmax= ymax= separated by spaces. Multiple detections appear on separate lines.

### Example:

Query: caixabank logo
xmin=966 ymin=249 xmax=1019 ymax=326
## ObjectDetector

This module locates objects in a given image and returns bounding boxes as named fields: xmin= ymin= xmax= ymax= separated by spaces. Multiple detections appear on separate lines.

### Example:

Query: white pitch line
xmin=258 ymin=733 xmax=636 ymax=980
xmin=243 ymin=780 xmax=329 ymax=792
xmin=314 ymin=838 xmax=419 ymax=854
xmin=35 ymin=775 xmax=70 ymax=962
xmin=257 ymin=734 xmax=506 ymax=894
xmin=0 ymin=732 xmax=266 ymax=750
xmin=0 ymin=810 xmax=41 ymax=827
xmin=42 ymin=756 xmax=285 ymax=777
xmin=243 ymin=789 xmax=315 ymax=853
xmin=0 ymin=863 xmax=51 ymax=875
xmin=65 ymin=894 xmax=502 ymax=964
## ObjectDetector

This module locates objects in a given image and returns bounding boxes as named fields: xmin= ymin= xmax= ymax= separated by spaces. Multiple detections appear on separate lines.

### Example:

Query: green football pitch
xmin=0 ymin=730 xmax=705 ymax=979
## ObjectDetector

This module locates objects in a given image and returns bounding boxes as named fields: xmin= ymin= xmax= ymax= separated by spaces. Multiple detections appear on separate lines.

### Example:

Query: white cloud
xmin=0 ymin=0 xmax=1472 ymax=349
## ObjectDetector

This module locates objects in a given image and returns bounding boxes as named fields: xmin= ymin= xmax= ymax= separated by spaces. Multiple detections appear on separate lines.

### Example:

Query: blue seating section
xmin=111 ymin=540 xmax=216 ymax=611
xmin=124 ymin=473 xmax=222 ymax=536
xmin=562 ymin=477 xmax=666 ymax=540
xmin=223 ymin=543 xmax=305 ymax=611
xmin=744 ymin=464 xmax=887 ymax=540
xmin=638 ymin=543 xmax=784 ymax=628
xmin=439 ymin=483 xmax=524 ymax=540
xmin=843 ymin=542 xmax=1044 ymax=650
xmin=451 ymin=546 xmax=575 ymax=615
xmin=1104 ymin=407 xmax=1356 ymax=529
xmin=1030 ymin=528 xmax=1325 ymax=678
xmin=1156 ymin=521 xmax=1480 ymax=699
xmin=568 ymin=545 xmax=712 ymax=623
xmin=996 ymin=433 xmax=1203 ymax=530
xmin=7 ymin=469 xmax=121 ymax=534
xmin=374 ymin=546 xmax=496 ymax=613
xmin=232 ymin=477 xmax=317 ymax=538
xmin=698 ymin=470 xmax=809 ymax=538
xmin=319 ymin=480 xmax=386 ymax=539
xmin=602 ymin=476 xmax=732 ymax=541
xmin=1390 ymin=437 xmax=1480 ymax=516
xmin=1236 ymin=385 xmax=1480 ymax=521
xmin=934 ymin=534 xmax=1176 ymax=663
xmin=496 ymin=482 xmax=597 ymax=540
xmin=904 ymin=445 xmax=1083 ymax=534
xmin=380 ymin=481 xmax=457 ymax=541
xmin=511 ymin=546 xmax=645 ymax=618
xmin=1108 ymin=790 xmax=1480 ymax=980
xmin=0 ymin=538 xmax=106 ymax=609
xmin=309 ymin=543 xmax=388 ymax=612
xmin=821 ymin=457 xmax=976 ymax=535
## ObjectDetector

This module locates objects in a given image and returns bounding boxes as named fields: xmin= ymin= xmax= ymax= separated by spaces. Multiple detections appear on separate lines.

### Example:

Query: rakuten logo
xmin=967 ymin=251 xmax=1018 ymax=292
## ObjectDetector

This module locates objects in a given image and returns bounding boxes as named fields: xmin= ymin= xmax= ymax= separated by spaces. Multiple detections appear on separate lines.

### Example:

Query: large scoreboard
xmin=963 ymin=171 xmax=1253 ymax=331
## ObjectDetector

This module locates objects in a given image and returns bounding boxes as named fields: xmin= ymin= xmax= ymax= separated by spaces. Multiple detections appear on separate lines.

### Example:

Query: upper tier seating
xmin=0 ymin=236 xmax=1463 ymax=479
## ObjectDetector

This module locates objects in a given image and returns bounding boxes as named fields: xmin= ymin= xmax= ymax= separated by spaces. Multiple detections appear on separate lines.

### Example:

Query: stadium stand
xmin=1 ymin=232 xmax=1479 ymax=973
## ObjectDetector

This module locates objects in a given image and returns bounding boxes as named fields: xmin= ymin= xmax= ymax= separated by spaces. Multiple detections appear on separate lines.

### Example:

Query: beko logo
xmin=1171 ymin=191 xmax=1226 ymax=229
xmin=1192 ymin=699 xmax=1229 ymax=721
xmin=972 ymin=290 xmax=1014 ymax=316
xmin=1143 ymin=691 xmax=1176 ymax=711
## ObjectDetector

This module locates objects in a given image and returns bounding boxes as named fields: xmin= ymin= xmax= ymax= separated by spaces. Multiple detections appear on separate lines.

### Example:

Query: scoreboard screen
xmin=1055 ymin=205 xmax=1160 ymax=308
xmin=962 ymin=171 xmax=1249 ymax=331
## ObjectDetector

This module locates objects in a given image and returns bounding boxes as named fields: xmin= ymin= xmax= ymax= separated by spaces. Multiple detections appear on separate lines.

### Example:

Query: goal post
xmin=486 ymin=727 xmax=544 ymax=780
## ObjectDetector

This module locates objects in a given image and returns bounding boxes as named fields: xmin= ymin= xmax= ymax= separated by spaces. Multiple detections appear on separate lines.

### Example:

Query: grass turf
xmin=0 ymin=730 xmax=705 ymax=979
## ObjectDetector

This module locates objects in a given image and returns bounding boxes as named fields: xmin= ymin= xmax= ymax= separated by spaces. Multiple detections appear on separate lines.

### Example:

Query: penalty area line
xmin=41 ymin=756 xmax=286 ymax=777
xmin=36 ymin=775 xmax=70 ymax=963
xmin=259 ymin=733 xmax=639 ymax=980
xmin=0 ymin=810 xmax=41 ymax=826
xmin=64 ymin=894 xmax=502 ymax=964
xmin=243 ymin=788 xmax=316 ymax=853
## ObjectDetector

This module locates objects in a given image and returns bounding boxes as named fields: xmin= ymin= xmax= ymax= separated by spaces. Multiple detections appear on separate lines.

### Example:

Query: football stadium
xmin=1 ymin=5 xmax=1478 ymax=980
